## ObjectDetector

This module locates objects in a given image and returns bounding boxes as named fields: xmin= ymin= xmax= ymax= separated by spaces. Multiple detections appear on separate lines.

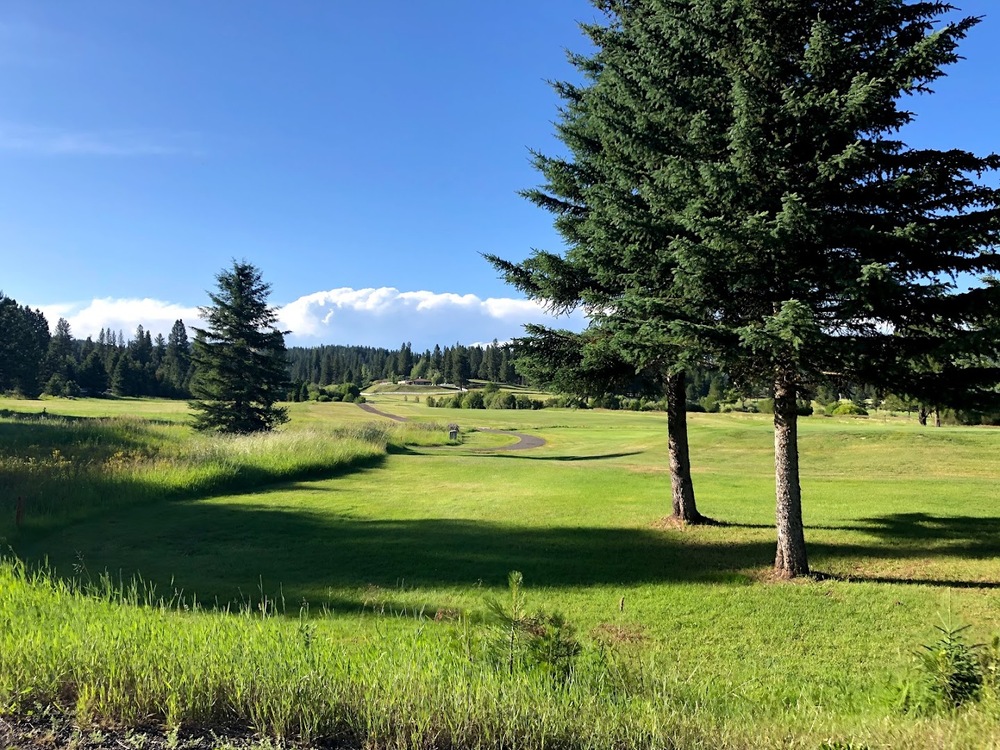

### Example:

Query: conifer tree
xmin=675 ymin=1 xmax=1000 ymax=576
xmin=486 ymin=0 xmax=721 ymax=524
xmin=0 ymin=293 xmax=50 ymax=396
xmin=190 ymin=261 xmax=289 ymax=433
xmin=492 ymin=0 xmax=1000 ymax=572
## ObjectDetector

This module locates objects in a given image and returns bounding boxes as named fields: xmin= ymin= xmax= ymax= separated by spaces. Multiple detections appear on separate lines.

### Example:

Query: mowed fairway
xmin=3 ymin=395 xmax=1000 ymax=746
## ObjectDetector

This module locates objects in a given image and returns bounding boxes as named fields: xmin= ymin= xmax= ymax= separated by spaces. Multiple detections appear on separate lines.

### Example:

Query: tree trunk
xmin=934 ymin=406 xmax=941 ymax=428
xmin=773 ymin=375 xmax=809 ymax=578
xmin=918 ymin=406 xmax=928 ymax=426
xmin=666 ymin=370 xmax=706 ymax=524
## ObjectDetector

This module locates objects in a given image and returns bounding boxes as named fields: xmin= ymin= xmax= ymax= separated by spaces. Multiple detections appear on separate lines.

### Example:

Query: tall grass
xmin=4 ymin=560 xmax=1000 ymax=749
xmin=0 ymin=411 xmax=441 ymax=536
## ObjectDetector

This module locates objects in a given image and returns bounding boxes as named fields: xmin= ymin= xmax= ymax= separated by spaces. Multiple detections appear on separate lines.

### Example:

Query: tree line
xmin=286 ymin=341 xmax=522 ymax=392
xmin=0 ymin=292 xmax=528 ymax=400
xmin=0 ymin=294 xmax=193 ymax=399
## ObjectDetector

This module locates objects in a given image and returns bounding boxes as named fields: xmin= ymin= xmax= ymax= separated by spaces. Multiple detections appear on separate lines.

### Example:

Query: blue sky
xmin=2 ymin=1 xmax=997 ymax=349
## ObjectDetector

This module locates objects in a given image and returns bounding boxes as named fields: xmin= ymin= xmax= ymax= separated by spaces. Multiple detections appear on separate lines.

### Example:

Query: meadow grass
xmin=3 ymin=396 xmax=1000 ymax=747
xmin=0 ymin=398 xmax=451 ymax=537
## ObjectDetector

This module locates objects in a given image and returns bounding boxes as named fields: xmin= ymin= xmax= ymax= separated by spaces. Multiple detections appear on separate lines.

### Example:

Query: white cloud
xmin=277 ymin=286 xmax=584 ymax=347
xmin=37 ymin=298 xmax=203 ymax=340
xmin=31 ymin=287 xmax=586 ymax=349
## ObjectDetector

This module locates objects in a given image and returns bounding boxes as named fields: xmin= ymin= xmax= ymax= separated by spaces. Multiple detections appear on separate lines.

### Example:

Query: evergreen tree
xmin=43 ymin=317 xmax=75 ymax=382
xmin=111 ymin=352 xmax=142 ymax=396
xmin=0 ymin=294 xmax=50 ymax=396
xmin=675 ymin=1 xmax=1000 ymax=575
xmin=491 ymin=1 xmax=1000 ymax=570
xmin=190 ymin=261 xmax=289 ymax=433
xmin=77 ymin=350 xmax=109 ymax=395
xmin=162 ymin=319 xmax=192 ymax=396
xmin=485 ymin=1 xmax=718 ymax=523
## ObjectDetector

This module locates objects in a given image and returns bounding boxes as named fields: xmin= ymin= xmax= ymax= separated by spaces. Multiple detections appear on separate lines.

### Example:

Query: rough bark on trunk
xmin=666 ymin=370 xmax=705 ymax=524
xmin=935 ymin=407 xmax=941 ymax=428
xmin=773 ymin=375 xmax=809 ymax=577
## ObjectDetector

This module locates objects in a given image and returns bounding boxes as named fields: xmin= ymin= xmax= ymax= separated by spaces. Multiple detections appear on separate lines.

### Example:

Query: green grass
xmin=3 ymin=395 xmax=1000 ymax=747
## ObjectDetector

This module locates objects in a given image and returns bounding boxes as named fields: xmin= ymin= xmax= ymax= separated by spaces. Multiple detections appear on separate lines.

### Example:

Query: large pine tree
xmin=486 ymin=0 xmax=728 ymax=524
xmin=190 ymin=261 xmax=289 ymax=433
xmin=679 ymin=0 xmax=1000 ymax=576
xmin=492 ymin=0 xmax=1000 ymax=574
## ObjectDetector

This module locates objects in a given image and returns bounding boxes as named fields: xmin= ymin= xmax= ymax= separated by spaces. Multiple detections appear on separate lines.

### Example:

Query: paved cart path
xmin=356 ymin=403 xmax=546 ymax=451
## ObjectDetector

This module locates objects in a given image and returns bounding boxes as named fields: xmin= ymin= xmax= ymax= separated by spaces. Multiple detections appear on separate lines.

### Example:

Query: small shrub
xmin=905 ymin=621 xmax=984 ymax=711
xmin=425 ymin=396 xmax=436 ymax=408
xmin=316 ymin=394 xmax=331 ymax=403
xmin=832 ymin=402 xmax=868 ymax=417
xmin=485 ymin=571 xmax=581 ymax=683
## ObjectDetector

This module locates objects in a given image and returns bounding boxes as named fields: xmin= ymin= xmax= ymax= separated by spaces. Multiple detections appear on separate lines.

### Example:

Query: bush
xmin=425 ymin=396 xmax=436 ymax=408
xmin=316 ymin=394 xmax=332 ymax=403
xmin=462 ymin=391 xmax=485 ymax=409
xmin=913 ymin=622 xmax=983 ymax=710
xmin=490 ymin=392 xmax=516 ymax=410
xmin=832 ymin=402 xmax=868 ymax=416
xmin=686 ymin=401 xmax=706 ymax=413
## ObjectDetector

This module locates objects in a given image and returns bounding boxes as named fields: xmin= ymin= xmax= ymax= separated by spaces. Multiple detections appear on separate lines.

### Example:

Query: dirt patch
xmin=591 ymin=622 xmax=648 ymax=645
xmin=650 ymin=514 xmax=724 ymax=530
xmin=0 ymin=713 xmax=342 ymax=750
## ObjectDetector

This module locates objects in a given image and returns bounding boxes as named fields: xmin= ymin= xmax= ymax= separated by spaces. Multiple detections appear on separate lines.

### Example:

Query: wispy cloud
xmin=0 ymin=124 xmax=203 ymax=157
xmin=33 ymin=287 xmax=585 ymax=349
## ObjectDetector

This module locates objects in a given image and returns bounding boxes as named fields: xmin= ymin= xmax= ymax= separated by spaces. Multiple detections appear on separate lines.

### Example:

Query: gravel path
xmin=356 ymin=403 xmax=546 ymax=451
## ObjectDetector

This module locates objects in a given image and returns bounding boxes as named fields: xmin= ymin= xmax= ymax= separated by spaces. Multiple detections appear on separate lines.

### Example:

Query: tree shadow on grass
xmin=12 ymin=496 xmax=1000 ymax=614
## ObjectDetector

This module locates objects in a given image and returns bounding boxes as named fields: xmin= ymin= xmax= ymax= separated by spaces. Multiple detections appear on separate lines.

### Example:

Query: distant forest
xmin=0 ymin=293 xmax=733 ymax=409
xmin=8 ymin=293 xmax=986 ymax=422
xmin=0 ymin=292 xmax=538 ymax=401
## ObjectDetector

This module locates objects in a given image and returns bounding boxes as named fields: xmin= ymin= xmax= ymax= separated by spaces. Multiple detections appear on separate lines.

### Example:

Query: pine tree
xmin=190 ymin=261 xmax=290 ymax=433
xmin=485 ymin=1 xmax=720 ymax=523
xmin=492 ymin=1 xmax=1000 ymax=572
xmin=0 ymin=294 xmax=50 ymax=396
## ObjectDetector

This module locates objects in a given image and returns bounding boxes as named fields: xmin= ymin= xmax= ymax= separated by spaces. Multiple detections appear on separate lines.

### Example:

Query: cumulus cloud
xmin=31 ymin=287 xmax=585 ymax=349
xmin=277 ymin=287 xmax=585 ymax=347
xmin=37 ymin=298 xmax=203 ymax=340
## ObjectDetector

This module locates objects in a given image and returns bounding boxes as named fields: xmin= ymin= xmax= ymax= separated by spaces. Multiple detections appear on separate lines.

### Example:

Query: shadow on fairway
xmin=13 ymin=495 xmax=1000 ymax=613
xmin=856 ymin=512 xmax=1000 ymax=546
